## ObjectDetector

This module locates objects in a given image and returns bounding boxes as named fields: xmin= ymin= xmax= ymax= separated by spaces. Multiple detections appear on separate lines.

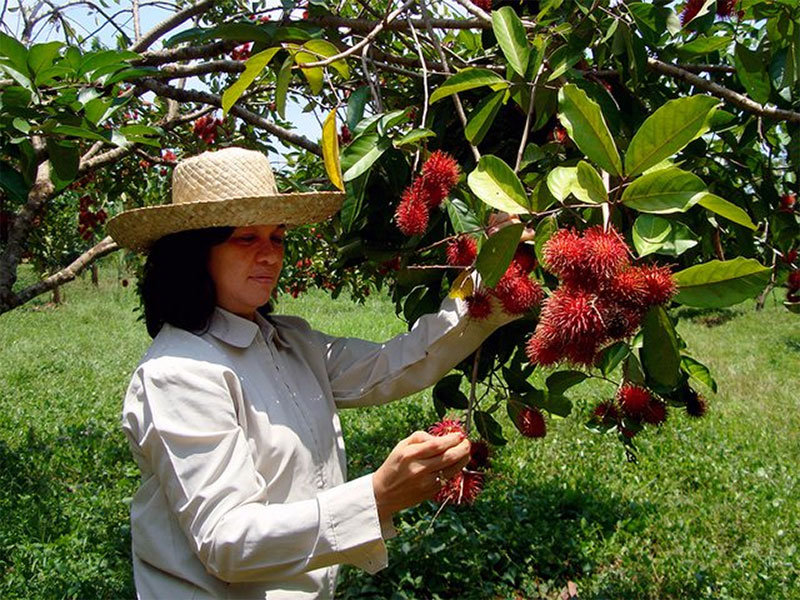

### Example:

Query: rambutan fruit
xmin=617 ymin=383 xmax=652 ymax=418
xmin=421 ymin=151 xmax=460 ymax=207
xmin=466 ymin=290 xmax=493 ymax=320
xmin=788 ymin=269 xmax=800 ymax=292
xmin=516 ymin=406 xmax=546 ymax=438
xmin=493 ymin=273 xmax=544 ymax=315
xmin=541 ymin=288 xmax=606 ymax=342
xmin=446 ymin=235 xmax=478 ymax=267
xmin=467 ymin=439 xmax=490 ymax=470
xmin=607 ymin=267 xmax=649 ymax=308
xmin=435 ymin=470 xmax=484 ymax=505
xmin=512 ymin=244 xmax=537 ymax=274
xmin=395 ymin=183 xmax=429 ymax=236
xmin=428 ymin=417 xmax=466 ymax=437
xmin=643 ymin=399 xmax=668 ymax=425
xmin=681 ymin=0 xmax=705 ymax=25
xmin=525 ymin=328 xmax=563 ymax=366
xmin=716 ymin=0 xmax=738 ymax=17
xmin=685 ymin=388 xmax=707 ymax=417
xmin=640 ymin=264 xmax=677 ymax=306
xmin=563 ymin=338 xmax=601 ymax=366
xmin=472 ymin=0 xmax=492 ymax=10
xmin=593 ymin=400 xmax=620 ymax=424
xmin=602 ymin=302 xmax=643 ymax=340
xmin=542 ymin=229 xmax=588 ymax=282
xmin=583 ymin=225 xmax=630 ymax=281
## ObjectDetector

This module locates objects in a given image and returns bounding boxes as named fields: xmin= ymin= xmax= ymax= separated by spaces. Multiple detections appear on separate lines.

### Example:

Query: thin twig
xmin=407 ymin=15 xmax=429 ymax=172
xmin=515 ymin=62 xmax=546 ymax=173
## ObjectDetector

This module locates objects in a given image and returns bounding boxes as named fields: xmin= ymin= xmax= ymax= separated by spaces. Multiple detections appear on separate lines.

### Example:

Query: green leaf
xmin=557 ymin=84 xmax=622 ymax=176
xmin=598 ymin=342 xmax=629 ymax=376
xmin=624 ymin=95 xmax=720 ymax=177
xmin=429 ymin=68 xmax=507 ymax=104
xmin=275 ymin=54 xmax=293 ymax=119
xmin=341 ymin=134 xmax=390 ymax=181
xmin=46 ymin=139 xmax=79 ymax=188
xmin=546 ymin=45 xmax=584 ymax=81
xmin=673 ymin=258 xmax=772 ymax=308
xmin=474 ymin=411 xmax=507 ymax=445
xmin=539 ymin=392 xmax=573 ymax=417
xmin=51 ymin=124 xmax=109 ymax=143
xmin=0 ymin=161 xmax=28 ymax=202
xmin=733 ymin=44 xmax=771 ymax=105
xmin=623 ymin=353 xmax=646 ymax=385
xmin=465 ymin=90 xmax=505 ymax=145
xmin=468 ymin=155 xmax=531 ymax=213
xmin=433 ymin=374 xmax=469 ymax=409
xmin=78 ymin=49 xmax=138 ymax=78
xmin=322 ymin=108 xmax=343 ymax=191
xmin=576 ymin=161 xmax=607 ymax=204
xmin=632 ymin=214 xmax=672 ymax=257
xmin=476 ymin=222 xmax=525 ymax=288
xmin=546 ymin=370 xmax=588 ymax=395
xmin=105 ymin=66 xmax=158 ymax=85
xmin=393 ymin=128 xmax=435 ymax=148
xmin=656 ymin=221 xmax=698 ymax=257
xmin=302 ymin=39 xmax=349 ymax=79
xmin=448 ymin=198 xmax=481 ymax=234
xmin=546 ymin=166 xmax=577 ymax=202
xmin=27 ymin=41 xmax=62 ymax=76
xmin=681 ymin=355 xmax=718 ymax=393
xmin=534 ymin=215 xmax=557 ymax=266
xmin=492 ymin=7 xmax=530 ymax=77
xmin=621 ymin=168 xmax=706 ymax=214
xmin=12 ymin=117 xmax=29 ymax=134
xmin=346 ymin=86 xmax=371 ymax=131
xmin=677 ymin=36 xmax=733 ymax=58
xmin=695 ymin=193 xmax=756 ymax=230
xmin=641 ymin=306 xmax=681 ymax=389
xmin=222 ymin=47 xmax=280 ymax=115
xmin=0 ymin=32 xmax=29 ymax=72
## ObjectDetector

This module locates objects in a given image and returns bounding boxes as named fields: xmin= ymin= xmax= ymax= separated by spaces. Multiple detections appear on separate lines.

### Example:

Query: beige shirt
xmin=122 ymin=292 xmax=511 ymax=599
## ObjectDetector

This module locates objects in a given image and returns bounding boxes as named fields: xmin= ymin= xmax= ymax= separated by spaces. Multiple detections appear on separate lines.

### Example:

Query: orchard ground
xmin=0 ymin=262 xmax=798 ymax=600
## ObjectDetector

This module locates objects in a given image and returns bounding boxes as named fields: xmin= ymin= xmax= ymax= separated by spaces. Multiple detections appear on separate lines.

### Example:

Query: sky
xmin=2 ymin=1 xmax=323 ymax=163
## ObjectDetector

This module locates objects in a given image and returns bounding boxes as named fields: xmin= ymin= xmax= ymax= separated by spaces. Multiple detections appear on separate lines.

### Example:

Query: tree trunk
xmin=52 ymin=285 xmax=61 ymax=305
xmin=91 ymin=263 xmax=99 ymax=286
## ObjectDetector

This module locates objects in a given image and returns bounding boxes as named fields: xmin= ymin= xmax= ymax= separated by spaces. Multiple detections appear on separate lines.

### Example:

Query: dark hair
xmin=141 ymin=227 xmax=234 ymax=338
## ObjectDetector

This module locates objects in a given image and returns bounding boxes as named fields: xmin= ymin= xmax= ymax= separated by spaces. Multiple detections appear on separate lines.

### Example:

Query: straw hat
xmin=107 ymin=147 xmax=344 ymax=251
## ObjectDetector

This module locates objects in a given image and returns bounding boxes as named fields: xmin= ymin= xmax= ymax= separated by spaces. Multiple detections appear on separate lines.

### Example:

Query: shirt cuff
xmin=316 ymin=473 xmax=388 ymax=574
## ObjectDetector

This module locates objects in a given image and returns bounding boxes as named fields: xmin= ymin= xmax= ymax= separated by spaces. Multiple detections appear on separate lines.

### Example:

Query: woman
xmin=108 ymin=147 xmax=515 ymax=599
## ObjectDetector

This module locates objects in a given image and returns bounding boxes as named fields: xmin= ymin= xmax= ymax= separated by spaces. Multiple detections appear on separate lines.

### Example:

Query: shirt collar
xmin=207 ymin=307 xmax=260 ymax=348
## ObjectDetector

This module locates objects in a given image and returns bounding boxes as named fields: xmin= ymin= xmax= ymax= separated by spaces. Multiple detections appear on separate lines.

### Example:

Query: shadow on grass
xmin=673 ymin=306 xmax=740 ymax=327
xmin=0 ymin=424 xmax=135 ymax=599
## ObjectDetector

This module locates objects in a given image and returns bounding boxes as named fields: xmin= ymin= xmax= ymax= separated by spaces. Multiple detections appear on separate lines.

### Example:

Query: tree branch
xmin=129 ymin=0 xmax=216 ymax=53
xmin=309 ymin=14 xmax=492 ymax=32
xmin=135 ymin=40 xmax=238 ymax=66
xmin=648 ymin=58 xmax=800 ymax=124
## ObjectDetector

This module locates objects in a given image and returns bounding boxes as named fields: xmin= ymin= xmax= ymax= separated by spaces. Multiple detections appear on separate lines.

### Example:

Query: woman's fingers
xmin=487 ymin=211 xmax=535 ymax=242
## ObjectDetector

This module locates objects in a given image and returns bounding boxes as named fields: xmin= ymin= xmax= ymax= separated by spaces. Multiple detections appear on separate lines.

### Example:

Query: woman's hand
xmin=373 ymin=431 xmax=471 ymax=521
xmin=487 ymin=211 xmax=535 ymax=242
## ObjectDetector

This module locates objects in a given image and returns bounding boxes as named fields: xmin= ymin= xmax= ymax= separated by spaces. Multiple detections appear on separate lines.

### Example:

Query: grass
xmin=0 ymin=261 xmax=798 ymax=599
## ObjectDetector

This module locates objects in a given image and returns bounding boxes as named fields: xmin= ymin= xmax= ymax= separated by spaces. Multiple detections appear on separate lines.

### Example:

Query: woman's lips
xmin=250 ymin=274 xmax=276 ymax=284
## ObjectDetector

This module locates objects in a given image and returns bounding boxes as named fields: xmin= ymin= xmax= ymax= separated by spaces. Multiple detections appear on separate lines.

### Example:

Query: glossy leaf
xmin=346 ymin=86 xmax=371 ymax=131
xmin=492 ymin=7 xmax=529 ymax=77
xmin=27 ymin=41 xmax=62 ymax=75
xmin=474 ymin=411 xmax=507 ymax=445
xmin=341 ymin=134 xmax=390 ymax=181
xmin=433 ymin=374 xmax=468 ymax=409
xmin=429 ymin=68 xmax=507 ymax=104
xmin=656 ymin=221 xmax=699 ymax=257
xmin=641 ymin=306 xmax=681 ymax=389
xmin=534 ymin=215 xmax=557 ymax=266
xmin=303 ymin=40 xmax=349 ymax=79
xmin=673 ymin=257 xmax=772 ymax=308
xmin=695 ymin=193 xmax=756 ymax=230
xmin=681 ymin=355 xmax=718 ymax=393
xmin=465 ymin=90 xmax=505 ymax=145
xmin=322 ymin=108 xmax=343 ymax=191
xmin=468 ymin=155 xmax=530 ymax=213
xmin=546 ymin=166 xmax=577 ymax=202
xmin=546 ymin=370 xmax=588 ymax=395
xmin=393 ymin=128 xmax=435 ymax=148
xmin=275 ymin=54 xmax=293 ymax=119
xmin=576 ymin=161 xmax=607 ymax=203
xmin=624 ymin=95 xmax=720 ymax=177
xmin=632 ymin=214 xmax=672 ymax=257
xmin=476 ymin=222 xmax=525 ymax=288
xmin=557 ymin=84 xmax=622 ymax=176
xmin=621 ymin=168 xmax=706 ymax=213
xmin=734 ymin=44 xmax=770 ymax=105
xmin=222 ymin=47 xmax=280 ymax=115
xmin=598 ymin=342 xmax=629 ymax=376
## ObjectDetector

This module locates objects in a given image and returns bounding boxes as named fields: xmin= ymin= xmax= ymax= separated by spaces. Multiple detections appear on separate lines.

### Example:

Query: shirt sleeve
xmin=124 ymin=356 xmax=389 ymax=583
xmin=322 ymin=279 xmax=518 ymax=408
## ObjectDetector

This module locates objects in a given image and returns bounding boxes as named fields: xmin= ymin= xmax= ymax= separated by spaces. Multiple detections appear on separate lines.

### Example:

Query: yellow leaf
xmin=449 ymin=269 xmax=475 ymax=300
xmin=322 ymin=108 xmax=343 ymax=191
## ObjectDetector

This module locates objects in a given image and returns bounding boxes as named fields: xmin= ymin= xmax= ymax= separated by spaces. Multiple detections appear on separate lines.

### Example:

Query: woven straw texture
xmin=107 ymin=148 xmax=343 ymax=252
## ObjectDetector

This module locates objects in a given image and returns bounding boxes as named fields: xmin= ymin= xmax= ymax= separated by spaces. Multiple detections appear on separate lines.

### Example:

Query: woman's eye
xmin=272 ymin=236 xmax=285 ymax=246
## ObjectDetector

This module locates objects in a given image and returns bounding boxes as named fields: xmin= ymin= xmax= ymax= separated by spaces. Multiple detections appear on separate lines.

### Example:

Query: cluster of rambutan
xmin=526 ymin=226 xmax=676 ymax=367
xmin=395 ymin=151 xmax=460 ymax=236
xmin=427 ymin=418 xmax=489 ymax=506
xmin=448 ymin=240 xmax=544 ymax=319
xmin=787 ymin=269 xmax=800 ymax=303
xmin=681 ymin=0 xmax=740 ymax=25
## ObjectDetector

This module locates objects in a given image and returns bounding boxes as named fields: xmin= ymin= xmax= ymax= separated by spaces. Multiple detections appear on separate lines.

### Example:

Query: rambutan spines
xmin=583 ymin=225 xmax=630 ymax=280
xmin=421 ymin=151 xmax=460 ymax=197
xmin=517 ymin=406 xmax=547 ymax=438
xmin=617 ymin=383 xmax=652 ymax=418
xmin=493 ymin=272 xmax=544 ymax=315
xmin=435 ymin=470 xmax=484 ymax=505
xmin=681 ymin=0 xmax=705 ymax=25
xmin=525 ymin=327 xmax=563 ymax=366
xmin=640 ymin=264 xmax=677 ymax=306
xmin=446 ymin=235 xmax=478 ymax=267
xmin=593 ymin=400 xmax=620 ymax=424
xmin=542 ymin=229 xmax=588 ymax=281
xmin=685 ymin=388 xmax=708 ymax=417
xmin=541 ymin=288 xmax=606 ymax=340
xmin=512 ymin=244 xmax=537 ymax=274
xmin=394 ymin=184 xmax=429 ymax=236
xmin=643 ymin=399 xmax=668 ymax=425
xmin=467 ymin=439 xmax=490 ymax=470
xmin=466 ymin=290 xmax=492 ymax=320
xmin=716 ymin=0 xmax=738 ymax=17
xmin=428 ymin=417 xmax=466 ymax=437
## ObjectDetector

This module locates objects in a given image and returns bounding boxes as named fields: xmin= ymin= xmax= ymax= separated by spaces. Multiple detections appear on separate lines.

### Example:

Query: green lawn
xmin=0 ymin=263 xmax=798 ymax=599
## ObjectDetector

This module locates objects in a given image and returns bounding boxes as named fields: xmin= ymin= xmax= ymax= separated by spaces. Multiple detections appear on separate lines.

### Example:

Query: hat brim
xmin=107 ymin=192 xmax=344 ymax=252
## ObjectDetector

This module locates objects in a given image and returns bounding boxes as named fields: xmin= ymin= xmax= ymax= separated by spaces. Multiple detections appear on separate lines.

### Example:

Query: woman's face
xmin=207 ymin=224 xmax=285 ymax=319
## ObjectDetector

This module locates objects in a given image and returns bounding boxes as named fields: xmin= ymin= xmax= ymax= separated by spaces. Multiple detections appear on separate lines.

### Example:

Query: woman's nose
xmin=256 ymin=240 xmax=282 ymax=263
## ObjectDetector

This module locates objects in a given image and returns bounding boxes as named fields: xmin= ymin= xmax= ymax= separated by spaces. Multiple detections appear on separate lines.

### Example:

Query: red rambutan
xmin=516 ymin=406 xmax=547 ymax=438
xmin=542 ymin=229 xmax=588 ymax=282
xmin=466 ymin=290 xmax=493 ymax=320
xmin=780 ymin=193 xmax=796 ymax=212
xmin=583 ymin=225 xmax=630 ymax=281
xmin=512 ymin=244 xmax=537 ymax=274
xmin=541 ymin=288 xmax=606 ymax=342
xmin=493 ymin=273 xmax=544 ymax=315
xmin=681 ymin=0 xmax=705 ymax=25
xmin=472 ymin=0 xmax=492 ymax=11
xmin=420 ymin=151 xmax=460 ymax=207
xmin=788 ymin=269 xmax=800 ymax=292
xmin=593 ymin=400 xmax=620 ymax=424
xmin=435 ymin=470 xmax=484 ymax=505
xmin=395 ymin=184 xmax=430 ymax=236
xmin=716 ymin=0 xmax=738 ymax=17
xmin=607 ymin=267 xmax=649 ymax=307
xmin=643 ymin=399 xmax=668 ymax=425
xmin=428 ymin=418 xmax=466 ymax=437
xmin=617 ymin=383 xmax=652 ymax=418
xmin=446 ymin=235 xmax=478 ymax=267
xmin=467 ymin=439 xmax=490 ymax=470
xmin=602 ymin=302 xmax=643 ymax=340
xmin=525 ymin=328 xmax=563 ymax=366
xmin=640 ymin=264 xmax=677 ymax=306
xmin=685 ymin=388 xmax=708 ymax=417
